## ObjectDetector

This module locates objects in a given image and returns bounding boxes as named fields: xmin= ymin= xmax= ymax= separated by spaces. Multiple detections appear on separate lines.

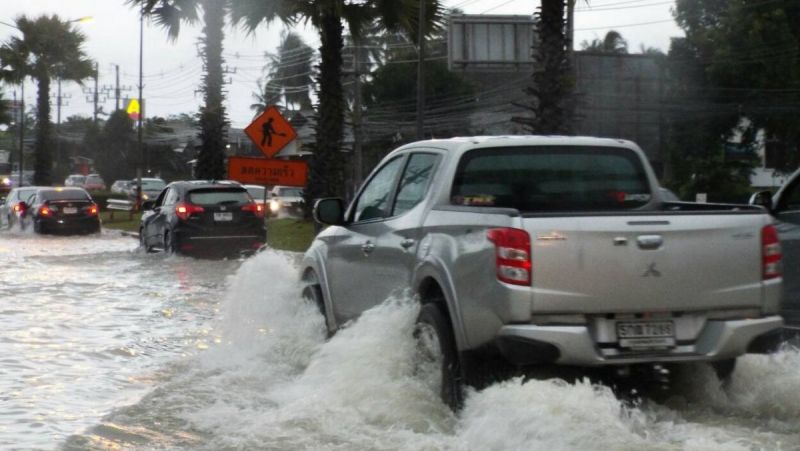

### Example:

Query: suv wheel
xmin=163 ymin=230 xmax=177 ymax=254
xmin=414 ymin=303 xmax=463 ymax=410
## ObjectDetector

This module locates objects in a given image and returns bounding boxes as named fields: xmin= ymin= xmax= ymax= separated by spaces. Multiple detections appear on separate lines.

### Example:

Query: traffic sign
xmin=244 ymin=106 xmax=297 ymax=158
xmin=228 ymin=156 xmax=307 ymax=187
xmin=126 ymin=98 xmax=142 ymax=120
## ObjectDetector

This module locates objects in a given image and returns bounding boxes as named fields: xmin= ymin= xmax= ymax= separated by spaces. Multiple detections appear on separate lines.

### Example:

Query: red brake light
xmin=39 ymin=206 xmax=52 ymax=217
xmin=487 ymin=228 xmax=532 ymax=286
xmin=87 ymin=203 xmax=98 ymax=215
xmin=762 ymin=225 xmax=782 ymax=280
xmin=241 ymin=202 xmax=265 ymax=218
xmin=13 ymin=204 xmax=22 ymax=213
xmin=175 ymin=202 xmax=204 ymax=221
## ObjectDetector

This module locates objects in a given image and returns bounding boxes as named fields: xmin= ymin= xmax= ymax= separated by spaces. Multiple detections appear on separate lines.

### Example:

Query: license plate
xmin=214 ymin=212 xmax=233 ymax=221
xmin=63 ymin=207 xmax=78 ymax=214
xmin=616 ymin=321 xmax=675 ymax=349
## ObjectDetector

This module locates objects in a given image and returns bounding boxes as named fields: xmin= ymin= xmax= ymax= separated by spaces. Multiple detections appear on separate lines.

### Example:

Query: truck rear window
xmin=452 ymin=146 xmax=651 ymax=212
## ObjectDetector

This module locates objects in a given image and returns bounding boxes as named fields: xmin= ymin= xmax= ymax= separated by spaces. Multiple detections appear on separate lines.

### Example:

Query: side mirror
xmin=313 ymin=198 xmax=345 ymax=226
xmin=749 ymin=191 xmax=773 ymax=212
xmin=141 ymin=200 xmax=156 ymax=211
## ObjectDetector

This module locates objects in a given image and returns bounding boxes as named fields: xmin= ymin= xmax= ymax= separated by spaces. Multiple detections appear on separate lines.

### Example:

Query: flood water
xmin=2 ymin=229 xmax=800 ymax=450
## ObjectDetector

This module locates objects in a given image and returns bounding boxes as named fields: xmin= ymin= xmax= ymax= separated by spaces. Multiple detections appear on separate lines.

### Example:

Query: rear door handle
xmin=361 ymin=241 xmax=376 ymax=255
xmin=400 ymin=238 xmax=415 ymax=249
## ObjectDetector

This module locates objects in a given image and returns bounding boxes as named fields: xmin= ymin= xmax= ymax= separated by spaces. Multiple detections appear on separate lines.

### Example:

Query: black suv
xmin=139 ymin=180 xmax=266 ymax=256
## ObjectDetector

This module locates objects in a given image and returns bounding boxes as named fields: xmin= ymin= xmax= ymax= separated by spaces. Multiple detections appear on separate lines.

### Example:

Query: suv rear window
xmin=41 ymin=189 xmax=91 ymax=201
xmin=452 ymin=146 xmax=651 ymax=212
xmin=188 ymin=189 xmax=251 ymax=205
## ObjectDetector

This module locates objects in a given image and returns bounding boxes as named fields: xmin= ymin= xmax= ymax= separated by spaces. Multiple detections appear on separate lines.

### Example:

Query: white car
xmin=268 ymin=185 xmax=304 ymax=216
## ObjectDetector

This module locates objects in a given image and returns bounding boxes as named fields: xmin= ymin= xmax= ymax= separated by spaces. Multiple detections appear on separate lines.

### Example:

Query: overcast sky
xmin=0 ymin=0 xmax=683 ymax=129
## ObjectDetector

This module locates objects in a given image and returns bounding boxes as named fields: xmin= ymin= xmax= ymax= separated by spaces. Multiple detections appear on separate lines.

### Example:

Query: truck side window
xmin=393 ymin=153 xmax=439 ymax=216
xmin=353 ymin=157 xmax=404 ymax=222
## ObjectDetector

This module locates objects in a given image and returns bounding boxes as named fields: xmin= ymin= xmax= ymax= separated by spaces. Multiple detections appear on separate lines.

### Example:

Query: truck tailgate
xmin=525 ymin=214 xmax=766 ymax=314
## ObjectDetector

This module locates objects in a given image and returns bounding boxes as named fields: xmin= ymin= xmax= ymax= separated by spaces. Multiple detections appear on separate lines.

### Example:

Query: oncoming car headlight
xmin=142 ymin=194 xmax=149 ymax=200
xmin=269 ymin=200 xmax=281 ymax=212
xmin=1 ymin=177 xmax=10 ymax=186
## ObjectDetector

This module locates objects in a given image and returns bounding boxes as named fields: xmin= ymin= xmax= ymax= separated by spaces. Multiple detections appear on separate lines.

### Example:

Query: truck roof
xmin=393 ymin=135 xmax=639 ymax=154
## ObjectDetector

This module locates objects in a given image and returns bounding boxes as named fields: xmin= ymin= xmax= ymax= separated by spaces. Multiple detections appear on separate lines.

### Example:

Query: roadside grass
xmin=267 ymin=217 xmax=315 ymax=252
xmin=100 ymin=211 xmax=139 ymax=233
xmin=100 ymin=213 xmax=315 ymax=252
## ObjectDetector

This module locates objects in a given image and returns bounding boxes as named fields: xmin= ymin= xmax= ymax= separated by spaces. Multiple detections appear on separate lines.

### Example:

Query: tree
xmin=513 ymin=0 xmax=574 ymax=134
xmin=580 ymin=30 xmax=628 ymax=54
xmin=251 ymin=30 xmax=315 ymax=115
xmin=673 ymin=0 xmax=800 ymax=171
xmin=0 ymin=15 xmax=94 ymax=185
xmin=96 ymin=110 xmax=136 ymax=184
xmin=131 ymin=0 xmax=229 ymax=180
xmin=231 ymin=0 xmax=443 ymax=207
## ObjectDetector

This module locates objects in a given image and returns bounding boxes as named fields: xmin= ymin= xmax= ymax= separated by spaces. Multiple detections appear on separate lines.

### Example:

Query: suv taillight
xmin=487 ymin=228 xmax=532 ymax=286
xmin=241 ymin=202 xmax=265 ymax=218
xmin=175 ymin=202 xmax=204 ymax=221
xmin=762 ymin=225 xmax=782 ymax=280
xmin=87 ymin=203 xmax=98 ymax=215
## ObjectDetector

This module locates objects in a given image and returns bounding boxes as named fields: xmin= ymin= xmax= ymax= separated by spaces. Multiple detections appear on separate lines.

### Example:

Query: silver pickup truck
xmin=302 ymin=136 xmax=784 ymax=408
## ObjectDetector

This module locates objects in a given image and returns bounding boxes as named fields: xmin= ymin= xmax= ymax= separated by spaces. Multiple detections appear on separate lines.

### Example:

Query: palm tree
xmin=580 ymin=30 xmax=628 ymax=54
xmin=231 ymin=0 xmax=442 ymax=205
xmin=0 ymin=91 xmax=9 ymax=125
xmin=0 ymin=15 xmax=94 ymax=185
xmin=129 ymin=0 xmax=229 ymax=179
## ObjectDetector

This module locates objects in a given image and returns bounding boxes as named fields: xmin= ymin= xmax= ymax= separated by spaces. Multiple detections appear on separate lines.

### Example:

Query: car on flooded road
xmin=0 ymin=186 xmax=41 ymax=229
xmin=268 ymin=185 xmax=305 ymax=217
xmin=19 ymin=187 xmax=101 ymax=234
xmin=130 ymin=177 xmax=167 ymax=202
xmin=751 ymin=168 xmax=800 ymax=325
xmin=139 ymin=180 xmax=266 ymax=257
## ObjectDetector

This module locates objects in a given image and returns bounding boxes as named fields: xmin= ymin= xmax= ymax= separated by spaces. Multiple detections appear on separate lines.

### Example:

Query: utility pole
xmin=115 ymin=64 xmax=120 ymax=110
xmin=93 ymin=62 xmax=99 ymax=122
xmin=57 ymin=77 xmax=62 ymax=174
xmin=136 ymin=3 xmax=144 ymax=210
xmin=416 ymin=0 xmax=426 ymax=140
xmin=18 ymin=84 xmax=24 ymax=186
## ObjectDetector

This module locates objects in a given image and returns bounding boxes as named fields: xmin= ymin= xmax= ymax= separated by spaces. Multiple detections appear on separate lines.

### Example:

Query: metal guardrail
xmin=106 ymin=199 xmax=135 ymax=220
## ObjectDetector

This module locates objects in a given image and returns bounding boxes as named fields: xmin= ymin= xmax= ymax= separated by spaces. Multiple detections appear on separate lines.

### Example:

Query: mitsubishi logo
xmin=642 ymin=262 xmax=661 ymax=277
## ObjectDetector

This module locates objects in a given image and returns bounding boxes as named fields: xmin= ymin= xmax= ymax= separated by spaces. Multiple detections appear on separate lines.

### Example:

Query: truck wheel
xmin=712 ymin=358 xmax=736 ymax=381
xmin=414 ymin=303 xmax=463 ymax=410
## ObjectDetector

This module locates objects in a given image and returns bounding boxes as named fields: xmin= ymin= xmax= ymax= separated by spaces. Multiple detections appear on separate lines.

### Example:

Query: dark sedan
xmin=20 ymin=187 xmax=101 ymax=234
xmin=139 ymin=180 xmax=266 ymax=256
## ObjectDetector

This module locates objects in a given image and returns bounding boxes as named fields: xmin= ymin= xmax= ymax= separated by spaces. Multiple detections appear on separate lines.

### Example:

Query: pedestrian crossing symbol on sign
xmin=244 ymin=106 xmax=297 ymax=159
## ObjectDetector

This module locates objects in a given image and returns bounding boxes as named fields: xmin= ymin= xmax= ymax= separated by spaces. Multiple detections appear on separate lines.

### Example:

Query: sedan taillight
xmin=487 ymin=228 xmax=532 ymax=286
xmin=241 ymin=202 xmax=265 ymax=218
xmin=87 ymin=203 xmax=98 ymax=215
xmin=762 ymin=224 xmax=782 ymax=280
xmin=39 ymin=206 xmax=52 ymax=217
xmin=175 ymin=202 xmax=204 ymax=221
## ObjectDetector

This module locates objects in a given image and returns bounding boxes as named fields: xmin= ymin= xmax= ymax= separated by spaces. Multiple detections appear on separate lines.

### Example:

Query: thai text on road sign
xmin=244 ymin=106 xmax=297 ymax=158
xmin=228 ymin=156 xmax=307 ymax=187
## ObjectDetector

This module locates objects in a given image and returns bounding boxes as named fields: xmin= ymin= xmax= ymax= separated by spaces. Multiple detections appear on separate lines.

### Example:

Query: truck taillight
xmin=175 ymin=202 xmax=204 ymax=221
xmin=762 ymin=225 xmax=782 ymax=280
xmin=487 ymin=228 xmax=531 ymax=286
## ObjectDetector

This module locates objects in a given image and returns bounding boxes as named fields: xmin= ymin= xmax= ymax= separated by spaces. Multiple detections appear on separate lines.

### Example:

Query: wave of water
xmin=71 ymin=249 xmax=800 ymax=450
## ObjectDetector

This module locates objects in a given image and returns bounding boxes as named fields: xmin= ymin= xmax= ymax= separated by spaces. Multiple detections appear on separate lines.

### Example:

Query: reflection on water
xmin=0 ymin=230 xmax=239 ymax=449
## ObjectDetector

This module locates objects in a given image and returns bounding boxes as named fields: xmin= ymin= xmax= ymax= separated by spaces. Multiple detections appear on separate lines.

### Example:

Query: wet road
xmin=2 ymin=229 xmax=800 ymax=450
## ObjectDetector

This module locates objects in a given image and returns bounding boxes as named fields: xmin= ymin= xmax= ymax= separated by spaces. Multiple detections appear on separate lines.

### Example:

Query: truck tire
xmin=414 ymin=303 xmax=463 ymax=410
xmin=712 ymin=358 xmax=736 ymax=381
